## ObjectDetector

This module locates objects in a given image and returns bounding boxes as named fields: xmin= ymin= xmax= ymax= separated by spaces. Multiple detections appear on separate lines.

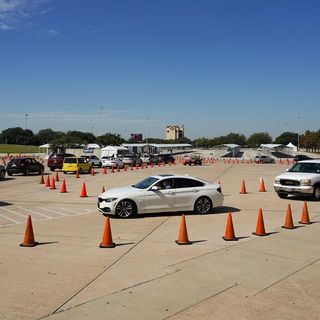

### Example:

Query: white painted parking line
xmin=16 ymin=206 xmax=53 ymax=219
xmin=0 ymin=206 xmax=97 ymax=228
xmin=38 ymin=207 xmax=68 ymax=216
xmin=0 ymin=213 xmax=20 ymax=224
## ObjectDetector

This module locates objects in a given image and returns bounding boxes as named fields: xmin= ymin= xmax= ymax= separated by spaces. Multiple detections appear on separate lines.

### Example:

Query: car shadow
xmin=130 ymin=206 xmax=241 ymax=219
xmin=0 ymin=177 xmax=15 ymax=181
xmin=286 ymin=195 xmax=318 ymax=202
xmin=0 ymin=201 xmax=13 ymax=207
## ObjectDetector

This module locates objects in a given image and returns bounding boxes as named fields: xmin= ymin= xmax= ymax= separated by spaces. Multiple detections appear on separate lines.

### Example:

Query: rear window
xmin=64 ymin=158 xmax=77 ymax=163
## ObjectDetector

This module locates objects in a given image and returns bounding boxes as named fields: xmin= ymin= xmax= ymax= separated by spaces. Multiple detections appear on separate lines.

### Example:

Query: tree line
xmin=0 ymin=127 xmax=319 ymax=150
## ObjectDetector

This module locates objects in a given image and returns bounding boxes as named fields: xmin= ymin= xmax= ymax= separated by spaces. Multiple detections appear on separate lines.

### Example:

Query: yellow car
xmin=62 ymin=157 xmax=92 ymax=174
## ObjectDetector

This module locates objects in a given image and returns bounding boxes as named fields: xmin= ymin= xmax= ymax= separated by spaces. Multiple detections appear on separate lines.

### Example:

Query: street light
xmin=297 ymin=116 xmax=301 ymax=151
xmin=25 ymin=113 xmax=29 ymax=129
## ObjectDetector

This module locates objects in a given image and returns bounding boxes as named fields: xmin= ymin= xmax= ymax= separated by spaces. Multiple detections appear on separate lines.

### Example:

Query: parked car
xmin=47 ymin=153 xmax=75 ymax=171
xmin=158 ymin=154 xmax=175 ymax=164
xmin=6 ymin=158 xmax=44 ymax=176
xmin=253 ymin=155 xmax=275 ymax=164
xmin=149 ymin=154 xmax=160 ymax=165
xmin=121 ymin=154 xmax=142 ymax=166
xmin=294 ymin=154 xmax=312 ymax=162
xmin=101 ymin=156 xmax=124 ymax=168
xmin=80 ymin=155 xmax=102 ymax=167
xmin=140 ymin=154 xmax=151 ymax=164
xmin=274 ymin=159 xmax=320 ymax=200
xmin=183 ymin=154 xmax=202 ymax=166
xmin=0 ymin=165 xmax=6 ymax=180
xmin=62 ymin=157 xmax=92 ymax=174
xmin=97 ymin=174 xmax=224 ymax=218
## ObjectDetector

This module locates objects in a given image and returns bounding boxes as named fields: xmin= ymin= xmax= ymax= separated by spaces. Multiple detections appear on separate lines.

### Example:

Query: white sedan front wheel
xmin=194 ymin=197 xmax=212 ymax=214
xmin=115 ymin=200 xmax=137 ymax=218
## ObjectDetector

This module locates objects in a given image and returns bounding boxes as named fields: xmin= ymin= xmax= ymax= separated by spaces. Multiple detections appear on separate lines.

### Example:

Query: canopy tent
xmin=287 ymin=142 xmax=297 ymax=152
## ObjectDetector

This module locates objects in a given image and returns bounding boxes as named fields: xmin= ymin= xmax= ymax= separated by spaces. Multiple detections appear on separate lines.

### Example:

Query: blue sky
xmin=0 ymin=0 xmax=319 ymax=140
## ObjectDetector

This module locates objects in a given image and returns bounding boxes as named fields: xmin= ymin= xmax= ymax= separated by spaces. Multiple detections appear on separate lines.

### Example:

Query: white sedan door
xmin=172 ymin=178 xmax=199 ymax=210
xmin=142 ymin=179 xmax=175 ymax=213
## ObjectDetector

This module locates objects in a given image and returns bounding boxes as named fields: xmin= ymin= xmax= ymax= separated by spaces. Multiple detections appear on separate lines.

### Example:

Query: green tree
xmin=246 ymin=132 xmax=272 ymax=147
xmin=274 ymin=132 xmax=297 ymax=145
xmin=0 ymin=127 xmax=35 ymax=145
xmin=97 ymin=133 xmax=125 ymax=146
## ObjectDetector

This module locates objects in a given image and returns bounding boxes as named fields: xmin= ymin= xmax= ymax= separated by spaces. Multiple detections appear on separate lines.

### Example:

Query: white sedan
xmin=101 ymin=156 xmax=124 ymax=169
xmin=97 ymin=174 xmax=224 ymax=218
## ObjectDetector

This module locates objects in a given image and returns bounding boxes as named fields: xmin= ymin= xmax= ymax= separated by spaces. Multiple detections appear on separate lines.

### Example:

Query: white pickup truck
xmin=274 ymin=159 xmax=320 ymax=200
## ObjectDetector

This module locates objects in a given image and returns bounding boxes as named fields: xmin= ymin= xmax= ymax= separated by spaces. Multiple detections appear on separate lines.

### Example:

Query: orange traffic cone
xmin=20 ymin=215 xmax=38 ymax=247
xmin=102 ymin=186 xmax=105 ymax=193
xmin=39 ymin=174 xmax=45 ymax=184
xmin=99 ymin=216 xmax=116 ymax=248
xmin=259 ymin=178 xmax=266 ymax=192
xmin=175 ymin=215 xmax=191 ymax=245
xmin=76 ymin=170 xmax=80 ymax=178
xmin=50 ymin=177 xmax=56 ymax=190
xmin=80 ymin=182 xmax=88 ymax=197
xmin=131 ymin=164 xmax=133 ymax=170
xmin=218 ymin=181 xmax=222 ymax=193
xmin=103 ymin=166 xmax=107 ymax=174
xmin=55 ymin=172 xmax=59 ymax=182
xmin=45 ymin=175 xmax=50 ymax=187
xmin=136 ymin=164 xmax=139 ymax=170
xmin=282 ymin=204 xmax=296 ymax=229
xmin=60 ymin=179 xmax=67 ymax=193
xmin=240 ymin=180 xmax=247 ymax=194
xmin=124 ymin=165 xmax=127 ymax=171
xmin=111 ymin=166 xmax=115 ymax=173
xmin=91 ymin=167 xmax=95 ymax=176
xmin=252 ymin=208 xmax=267 ymax=236
xmin=222 ymin=212 xmax=238 ymax=241
xmin=117 ymin=165 xmax=120 ymax=172
xmin=299 ymin=201 xmax=311 ymax=225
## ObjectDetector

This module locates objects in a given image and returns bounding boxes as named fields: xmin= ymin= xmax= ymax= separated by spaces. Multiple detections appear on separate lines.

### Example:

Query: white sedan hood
xmin=99 ymin=186 xmax=142 ymax=198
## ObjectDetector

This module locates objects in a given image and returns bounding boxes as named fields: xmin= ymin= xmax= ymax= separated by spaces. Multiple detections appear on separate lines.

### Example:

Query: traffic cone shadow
xmin=282 ymin=204 xmax=297 ymax=229
xmin=175 ymin=215 xmax=192 ymax=245
xmin=299 ymin=201 xmax=312 ymax=225
xmin=99 ymin=216 xmax=116 ymax=248
xmin=20 ymin=215 xmax=38 ymax=247
xmin=222 ymin=212 xmax=238 ymax=241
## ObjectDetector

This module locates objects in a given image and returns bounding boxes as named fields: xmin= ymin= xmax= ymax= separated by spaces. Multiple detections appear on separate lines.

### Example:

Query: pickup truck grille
xmin=280 ymin=179 xmax=300 ymax=186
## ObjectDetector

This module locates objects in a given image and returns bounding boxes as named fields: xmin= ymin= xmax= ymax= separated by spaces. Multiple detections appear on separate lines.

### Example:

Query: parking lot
xmin=1 ymin=161 xmax=320 ymax=320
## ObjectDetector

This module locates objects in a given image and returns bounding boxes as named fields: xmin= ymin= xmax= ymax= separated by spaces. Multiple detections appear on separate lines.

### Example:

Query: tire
xmin=277 ymin=193 xmax=288 ymax=199
xmin=63 ymin=171 xmax=67 ymax=174
xmin=50 ymin=167 xmax=55 ymax=172
xmin=115 ymin=199 xmax=137 ymax=218
xmin=98 ymin=162 xmax=102 ymax=168
xmin=24 ymin=169 xmax=30 ymax=176
xmin=0 ymin=170 xmax=5 ymax=180
xmin=194 ymin=197 xmax=212 ymax=214
xmin=39 ymin=167 xmax=44 ymax=175
xmin=313 ymin=185 xmax=320 ymax=201
xmin=7 ymin=172 xmax=13 ymax=176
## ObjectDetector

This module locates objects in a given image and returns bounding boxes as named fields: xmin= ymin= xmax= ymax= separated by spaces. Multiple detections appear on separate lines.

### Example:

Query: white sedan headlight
xmin=300 ymin=179 xmax=312 ymax=186
xmin=105 ymin=197 xmax=118 ymax=202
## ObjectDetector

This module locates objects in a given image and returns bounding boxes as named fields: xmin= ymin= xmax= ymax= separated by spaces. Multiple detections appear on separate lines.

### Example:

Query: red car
xmin=47 ymin=153 xmax=75 ymax=171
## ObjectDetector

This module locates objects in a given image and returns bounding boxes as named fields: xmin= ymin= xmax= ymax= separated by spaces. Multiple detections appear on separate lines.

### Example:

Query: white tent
xmin=287 ymin=142 xmax=297 ymax=152
xmin=39 ymin=143 xmax=51 ymax=158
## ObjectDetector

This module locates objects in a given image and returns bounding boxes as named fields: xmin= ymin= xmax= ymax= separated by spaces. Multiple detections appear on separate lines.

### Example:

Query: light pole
xmin=297 ymin=116 xmax=301 ymax=151
xmin=98 ymin=106 xmax=104 ymax=136
xmin=25 ymin=113 xmax=29 ymax=129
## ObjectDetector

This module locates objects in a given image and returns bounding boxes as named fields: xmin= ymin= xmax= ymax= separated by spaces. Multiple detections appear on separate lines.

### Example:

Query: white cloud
xmin=0 ymin=0 xmax=58 ymax=35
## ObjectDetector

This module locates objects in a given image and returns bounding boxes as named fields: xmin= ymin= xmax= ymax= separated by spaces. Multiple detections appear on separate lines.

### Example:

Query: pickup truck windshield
xmin=289 ymin=162 xmax=320 ymax=174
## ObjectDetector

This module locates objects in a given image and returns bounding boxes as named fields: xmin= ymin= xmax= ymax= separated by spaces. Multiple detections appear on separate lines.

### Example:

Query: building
xmin=166 ymin=125 xmax=184 ymax=140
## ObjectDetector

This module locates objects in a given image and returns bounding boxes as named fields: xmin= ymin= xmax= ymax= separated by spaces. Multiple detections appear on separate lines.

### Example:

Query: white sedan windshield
xmin=133 ymin=177 xmax=159 ymax=189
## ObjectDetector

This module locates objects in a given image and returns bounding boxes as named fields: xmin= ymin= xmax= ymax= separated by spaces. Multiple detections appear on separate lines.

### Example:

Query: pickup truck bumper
xmin=274 ymin=184 xmax=313 ymax=195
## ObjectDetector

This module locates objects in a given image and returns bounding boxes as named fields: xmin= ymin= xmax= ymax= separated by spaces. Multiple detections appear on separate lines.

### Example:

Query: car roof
xmin=150 ymin=174 xmax=208 ymax=181
xmin=297 ymin=159 xmax=320 ymax=163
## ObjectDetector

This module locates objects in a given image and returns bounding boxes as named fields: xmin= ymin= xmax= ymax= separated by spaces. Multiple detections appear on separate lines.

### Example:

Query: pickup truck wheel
xmin=277 ymin=193 xmax=288 ymax=199
xmin=313 ymin=185 xmax=320 ymax=201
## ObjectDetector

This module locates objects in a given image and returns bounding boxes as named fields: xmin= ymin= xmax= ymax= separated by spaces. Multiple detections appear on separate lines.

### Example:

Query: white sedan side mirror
xmin=150 ymin=186 xmax=159 ymax=191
